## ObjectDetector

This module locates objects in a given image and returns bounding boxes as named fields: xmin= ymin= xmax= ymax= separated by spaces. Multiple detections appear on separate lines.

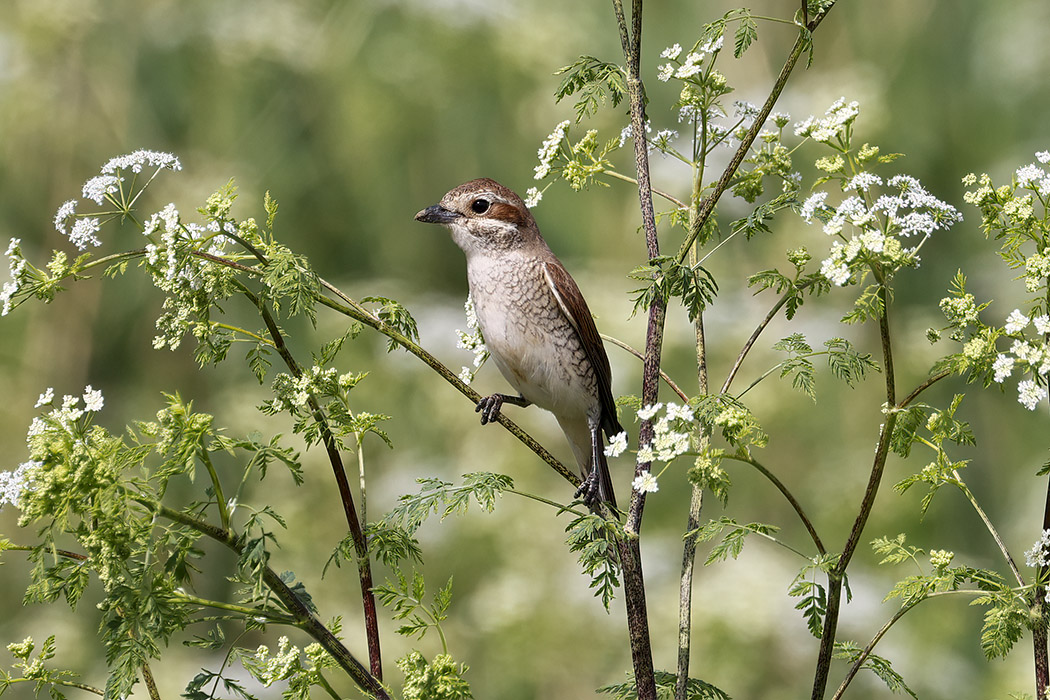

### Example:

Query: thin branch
xmin=722 ymin=279 xmax=818 ymax=395
xmin=601 ymin=332 xmax=689 ymax=402
xmin=144 ymin=500 xmax=389 ymax=700
xmin=723 ymin=454 xmax=826 ymax=556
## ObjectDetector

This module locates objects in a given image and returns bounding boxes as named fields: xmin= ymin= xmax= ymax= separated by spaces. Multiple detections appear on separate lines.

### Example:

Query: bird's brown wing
xmin=542 ymin=261 xmax=623 ymax=437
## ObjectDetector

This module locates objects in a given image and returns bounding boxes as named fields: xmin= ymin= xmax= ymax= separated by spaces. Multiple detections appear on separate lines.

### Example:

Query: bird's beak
xmin=414 ymin=204 xmax=461 ymax=225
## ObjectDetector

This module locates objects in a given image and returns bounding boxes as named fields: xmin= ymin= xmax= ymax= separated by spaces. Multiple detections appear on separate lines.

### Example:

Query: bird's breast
xmin=466 ymin=254 xmax=598 ymax=419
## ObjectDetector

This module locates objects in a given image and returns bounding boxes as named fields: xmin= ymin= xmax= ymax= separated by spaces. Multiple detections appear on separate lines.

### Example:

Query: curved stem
xmin=171 ymin=590 xmax=297 ymax=625
xmin=812 ymin=280 xmax=897 ymax=700
xmin=605 ymin=169 xmax=689 ymax=209
xmin=722 ymin=454 xmax=826 ymax=556
xmin=601 ymin=333 xmax=689 ymax=402
xmin=199 ymin=449 xmax=230 ymax=530
xmin=722 ymin=278 xmax=818 ymax=395
xmin=239 ymin=282 xmax=384 ymax=682
xmin=144 ymin=500 xmax=389 ymax=699
xmin=954 ymin=472 xmax=1024 ymax=586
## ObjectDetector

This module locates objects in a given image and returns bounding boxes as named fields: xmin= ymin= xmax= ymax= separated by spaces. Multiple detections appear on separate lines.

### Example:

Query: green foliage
xmin=375 ymin=570 xmax=454 ymax=644
xmin=789 ymin=555 xmax=841 ymax=638
xmin=564 ymin=513 xmax=623 ymax=610
xmin=692 ymin=517 xmax=780 ymax=565
xmin=833 ymin=642 xmax=917 ymax=698
xmin=598 ymin=670 xmax=730 ymax=699
xmin=397 ymin=651 xmax=473 ymax=700
xmin=382 ymin=472 xmax=514 ymax=535
xmin=0 ymin=635 xmax=90 ymax=699
xmin=362 ymin=295 xmax=420 ymax=351
xmin=628 ymin=255 xmax=719 ymax=323
xmin=554 ymin=56 xmax=627 ymax=121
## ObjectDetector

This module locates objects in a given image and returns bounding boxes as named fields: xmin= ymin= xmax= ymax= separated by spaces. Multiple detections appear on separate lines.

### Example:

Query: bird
xmin=415 ymin=178 xmax=623 ymax=508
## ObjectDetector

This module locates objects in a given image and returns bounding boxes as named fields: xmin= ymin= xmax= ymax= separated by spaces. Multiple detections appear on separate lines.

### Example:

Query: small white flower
xmin=69 ymin=217 xmax=102 ymax=250
xmin=1038 ymin=151 xmax=1050 ymax=164
xmin=524 ymin=187 xmax=543 ymax=208
xmin=844 ymin=172 xmax=883 ymax=192
xmin=1034 ymin=315 xmax=1050 ymax=335
xmin=34 ymin=388 xmax=54 ymax=408
xmin=534 ymin=120 xmax=571 ymax=180
xmin=636 ymin=443 xmax=655 ymax=464
xmin=660 ymin=43 xmax=682 ymax=60
xmin=799 ymin=191 xmax=829 ymax=222
xmin=82 ymin=175 xmax=122 ymax=205
xmin=1016 ymin=164 xmax=1044 ymax=188
xmin=0 ymin=461 xmax=40 ymax=509
xmin=54 ymin=200 xmax=78 ymax=235
xmin=101 ymin=149 xmax=181 ymax=175
xmin=992 ymin=354 xmax=1014 ymax=384
xmin=83 ymin=385 xmax=104 ymax=412
xmin=1018 ymin=379 xmax=1047 ymax=411
xmin=1025 ymin=530 xmax=1050 ymax=567
xmin=1005 ymin=309 xmax=1030 ymax=334
xmin=637 ymin=403 xmax=663 ymax=421
xmin=632 ymin=470 xmax=659 ymax=494
xmin=604 ymin=431 xmax=628 ymax=458
xmin=665 ymin=402 xmax=694 ymax=422
xmin=657 ymin=63 xmax=674 ymax=82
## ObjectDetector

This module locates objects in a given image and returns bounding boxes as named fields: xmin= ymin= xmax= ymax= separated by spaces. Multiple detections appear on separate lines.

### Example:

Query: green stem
xmin=199 ymin=449 xmax=231 ymax=530
xmin=954 ymin=472 xmax=1024 ymax=586
xmin=811 ymin=280 xmax=897 ymax=700
xmin=722 ymin=454 xmax=826 ymax=556
xmin=171 ymin=590 xmax=297 ymax=624
xmin=4 ymin=678 xmax=104 ymax=697
xmin=673 ymin=5 xmax=836 ymax=266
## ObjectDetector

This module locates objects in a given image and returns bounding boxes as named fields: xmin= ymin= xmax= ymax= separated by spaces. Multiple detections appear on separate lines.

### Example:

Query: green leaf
xmin=362 ymin=295 xmax=419 ymax=351
xmin=733 ymin=14 xmax=759 ymax=57
xmin=554 ymin=56 xmax=627 ymax=122
xmin=598 ymin=670 xmax=730 ymax=699
xmin=834 ymin=642 xmax=917 ymax=698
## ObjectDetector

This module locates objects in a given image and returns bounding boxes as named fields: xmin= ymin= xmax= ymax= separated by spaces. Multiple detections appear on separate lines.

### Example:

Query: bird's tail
xmin=592 ymin=447 xmax=617 ymax=510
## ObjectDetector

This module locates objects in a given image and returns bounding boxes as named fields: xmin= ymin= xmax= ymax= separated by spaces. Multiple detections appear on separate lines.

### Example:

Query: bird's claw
xmin=475 ymin=394 xmax=503 ymax=425
xmin=574 ymin=470 xmax=601 ymax=507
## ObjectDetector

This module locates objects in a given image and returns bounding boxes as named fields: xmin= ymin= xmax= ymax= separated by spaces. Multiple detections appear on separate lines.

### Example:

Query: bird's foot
xmin=574 ymin=470 xmax=601 ymax=507
xmin=475 ymin=394 xmax=504 ymax=425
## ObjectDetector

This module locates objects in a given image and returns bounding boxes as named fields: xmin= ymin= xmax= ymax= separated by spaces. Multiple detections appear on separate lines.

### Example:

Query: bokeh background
xmin=2 ymin=1 xmax=1049 ymax=698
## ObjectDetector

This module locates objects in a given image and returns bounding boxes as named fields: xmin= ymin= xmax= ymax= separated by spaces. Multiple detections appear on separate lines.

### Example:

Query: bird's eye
xmin=471 ymin=198 xmax=490 ymax=214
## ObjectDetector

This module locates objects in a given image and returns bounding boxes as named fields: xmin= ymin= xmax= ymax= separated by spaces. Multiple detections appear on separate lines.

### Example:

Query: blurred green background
xmin=2 ymin=1 xmax=1049 ymax=698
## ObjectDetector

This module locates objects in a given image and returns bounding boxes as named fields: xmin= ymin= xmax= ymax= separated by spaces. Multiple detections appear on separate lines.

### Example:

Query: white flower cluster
xmin=52 ymin=150 xmax=182 ymax=252
xmin=0 ymin=460 xmax=39 ymax=510
xmin=793 ymin=97 xmax=860 ymax=144
xmin=1 ymin=238 xmax=28 ymax=316
xmin=618 ymin=119 xmax=652 ymax=149
xmin=101 ymin=149 xmax=182 ymax=175
xmin=604 ymin=430 xmax=628 ymax=458
xmin=142 ymin=202 xmax=233 ymax=351
xmin=524 ymin=187 xmax=543 ymax=208
xmin=656 ymin=36 xmax=723 ymax=82
xmin=801 ymin=173 xmax=961 ymax=286
xmin=3 ymin=385 xmax=106 ymax=510
xmin=534 ymin=120 xmax=571 ymax=180
xmin=253 ymin=636 xmax=299 ymax=685
xmin=455 ymin=295 xmax=488 ymax=384
xmin=1025 ymin=529 xmax=1050 ymax=568
xmin=632 ymin=402 xmax=695 ymax=494
xmin=991 ymin=308 xmax=1050 ymax=410
xmin=270 ymin=365 xmax=359 ymax=412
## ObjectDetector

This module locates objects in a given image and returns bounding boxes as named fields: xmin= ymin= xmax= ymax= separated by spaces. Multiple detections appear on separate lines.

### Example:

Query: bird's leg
xmin=475 ymin=393 xmax=531 ymax=425
xmin=574 ymin=423 xmax=604 ymax=507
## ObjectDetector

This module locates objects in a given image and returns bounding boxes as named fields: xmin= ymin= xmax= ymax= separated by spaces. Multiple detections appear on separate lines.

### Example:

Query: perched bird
xmin=415 ymin=178 xmax=623 ymax=508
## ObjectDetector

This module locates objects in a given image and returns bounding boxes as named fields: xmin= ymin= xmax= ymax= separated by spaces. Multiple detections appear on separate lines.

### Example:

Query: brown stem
xmin=1035 ymin=478 xmax=1050 ymax=698
xmin=242 ymin=283 xmax=384 ymax=681
xmin=612 ymin=1 xmax=659 ymax=698
xmin=141 ymin=661 xmax=161 ymax=700
xmin=149 ymin=501 xmax=389 ymax=699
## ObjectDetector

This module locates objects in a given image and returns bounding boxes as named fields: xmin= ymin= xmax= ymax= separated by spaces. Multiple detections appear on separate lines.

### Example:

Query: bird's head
xmin=414 ymin=178 xmax=541 ymax=255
